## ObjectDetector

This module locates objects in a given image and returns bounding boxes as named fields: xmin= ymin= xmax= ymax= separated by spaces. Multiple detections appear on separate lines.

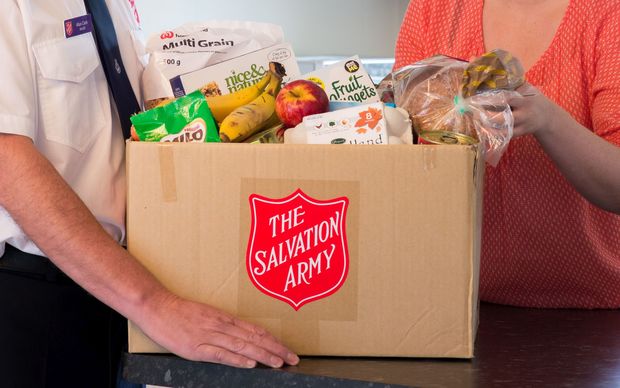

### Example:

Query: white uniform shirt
xmin=0 ymin=0 xmax=146 ymax=256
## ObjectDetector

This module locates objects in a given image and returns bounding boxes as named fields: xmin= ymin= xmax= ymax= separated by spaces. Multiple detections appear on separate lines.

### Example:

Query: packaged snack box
xmin=170 ymin=43 xmax=301 ymax=98
xmin=302 ymin=102 xmax=389 ymax=145
xmin=300 ymin=56 xmax=380 ymax=105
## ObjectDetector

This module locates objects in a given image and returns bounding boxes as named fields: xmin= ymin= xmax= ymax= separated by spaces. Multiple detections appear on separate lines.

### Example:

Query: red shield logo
xmin=247 ymin=189 xmax=349 ymax=310
xmin=65 ymin=21 xmax=73 ymax=37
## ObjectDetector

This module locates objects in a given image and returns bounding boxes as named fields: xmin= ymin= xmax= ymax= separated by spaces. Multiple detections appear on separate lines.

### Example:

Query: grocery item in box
xmin=284 ymin=102 xmax=413 ymax=145
xmin=244 ymin=124 xmax=285 ymax=144
xmin=170 ymin=42 xmax=301 ymax=98
xmin=304 ymin=102 xmax=388 ymax=145
xmin=142 ymin=21 xmax=285 ymax=106
xmin=377 ymin=73 xmax=396 ymax=107
xmin=130 ymin=91 xmax=220 ymax=143
xmin=300 ymin=56 xmax=380 ymax=104
xmin=393 ymin=50 xmax=523 ymax=165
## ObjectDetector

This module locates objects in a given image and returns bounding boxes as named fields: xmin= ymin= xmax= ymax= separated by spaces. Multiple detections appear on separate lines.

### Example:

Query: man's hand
xmin=137 ymin=292 xmax=299 ymax=368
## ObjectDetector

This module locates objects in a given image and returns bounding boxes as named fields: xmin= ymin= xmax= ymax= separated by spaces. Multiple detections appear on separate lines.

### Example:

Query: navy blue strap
xmin=83 ymin=0 xmax=140 ymax=140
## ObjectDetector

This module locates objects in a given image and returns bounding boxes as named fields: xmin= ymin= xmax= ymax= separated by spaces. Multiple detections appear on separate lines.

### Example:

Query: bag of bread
xmin=393 ymin=50 xmax=524 ymax=166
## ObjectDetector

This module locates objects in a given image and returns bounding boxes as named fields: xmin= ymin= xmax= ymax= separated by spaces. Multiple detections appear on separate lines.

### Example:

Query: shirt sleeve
xmin=0 ymin=1 xmax=36 ymax=139
xmin=591 ymin=3 xmax=620 ymax=145
xmin=393 ymin=0 xmax=428 ymax=71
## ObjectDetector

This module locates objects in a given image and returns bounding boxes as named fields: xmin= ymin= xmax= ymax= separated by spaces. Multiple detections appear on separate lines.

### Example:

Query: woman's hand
xmin=508 ymin=82 xmax=564 ymax=138
xmin=505 ymin=82 xmax=620 ymax=213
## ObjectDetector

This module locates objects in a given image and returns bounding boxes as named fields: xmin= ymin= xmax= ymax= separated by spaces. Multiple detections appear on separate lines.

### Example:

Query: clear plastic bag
xmin=393 ymin=51 xmax=524 ymax=166
xmin=468 ymin=90 xmax=520 ymax=166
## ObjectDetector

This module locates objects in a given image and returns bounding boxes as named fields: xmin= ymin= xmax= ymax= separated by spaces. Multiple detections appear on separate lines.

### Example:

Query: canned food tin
xmin=418 ymin=131 xmax=478 ymax=145
xmin=244 ymin=124 xmax=285 ymax=144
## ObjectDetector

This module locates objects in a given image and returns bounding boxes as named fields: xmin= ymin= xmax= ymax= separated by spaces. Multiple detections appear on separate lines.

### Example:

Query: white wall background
xmin=134 ymin=0 xmax=409 ymax=59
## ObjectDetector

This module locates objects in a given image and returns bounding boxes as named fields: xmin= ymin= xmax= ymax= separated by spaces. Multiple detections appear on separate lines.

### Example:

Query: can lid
xmin=419 ymin=131 xmax=478 ymax=145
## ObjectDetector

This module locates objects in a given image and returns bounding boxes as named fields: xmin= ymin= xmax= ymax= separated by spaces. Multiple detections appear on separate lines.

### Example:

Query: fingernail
xmin=246 ymin=360 xmax=256 ymax=368
xmin=288 ymin=353 xmax=300 ymax=365
xmin=271 ymin=356 xmax=283 ymax=368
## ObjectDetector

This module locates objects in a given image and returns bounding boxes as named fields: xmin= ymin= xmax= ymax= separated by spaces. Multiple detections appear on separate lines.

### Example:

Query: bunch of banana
xmin=219 ymin=66 xmax=284 ymax=143
xmin=205 ymin=62 xmax=287 ymax=124
xmin=204 ymin=72 xmax=271 ymax=123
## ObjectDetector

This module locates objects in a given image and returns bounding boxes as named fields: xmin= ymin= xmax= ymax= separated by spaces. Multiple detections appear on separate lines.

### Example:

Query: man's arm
xmin=0 ymin=133 xmax=299 ymax=368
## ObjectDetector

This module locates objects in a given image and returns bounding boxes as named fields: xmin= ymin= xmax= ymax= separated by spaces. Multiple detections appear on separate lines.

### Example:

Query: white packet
xmin=284 ymin=103 xmax=413 ymax=145
xmin=143 ymin=21 xmax=284 ymax=103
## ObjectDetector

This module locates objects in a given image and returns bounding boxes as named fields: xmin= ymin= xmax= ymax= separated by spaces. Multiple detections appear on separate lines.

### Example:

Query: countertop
xmin=123 ymin=302 xmax=620 ymax=387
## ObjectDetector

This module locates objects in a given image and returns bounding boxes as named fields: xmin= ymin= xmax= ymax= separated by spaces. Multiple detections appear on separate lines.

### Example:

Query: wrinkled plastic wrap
xmin=393 ymin=50 xmax=525 ymax=166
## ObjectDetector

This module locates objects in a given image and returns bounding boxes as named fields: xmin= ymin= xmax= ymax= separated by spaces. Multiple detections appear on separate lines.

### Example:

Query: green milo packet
xmin=130 ymin=90 xmax=220 ymax=143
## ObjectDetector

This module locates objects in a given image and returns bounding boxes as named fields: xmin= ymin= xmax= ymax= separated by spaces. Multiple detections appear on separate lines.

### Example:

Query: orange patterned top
xmin=395 ymin=0 xmax=620 ymax=308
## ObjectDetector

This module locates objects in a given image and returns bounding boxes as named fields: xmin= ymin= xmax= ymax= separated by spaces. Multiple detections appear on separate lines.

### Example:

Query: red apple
xmin=275 ymin=79 xmax=329 ymax=128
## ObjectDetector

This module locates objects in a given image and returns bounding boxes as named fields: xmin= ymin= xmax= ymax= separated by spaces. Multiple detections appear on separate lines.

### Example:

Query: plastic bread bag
xmin=394 ymin=58 xmax=477 ymax=138
xmin=393 ymin=50 xmax=525 ymax=166
xmin=377 ymin=73 xmax=396 ymax=107
xmin=467 ymin=90 xmax=520 ymax=166
xmin=143 ymin=21 xmax=284 ymax=108
xmin=461 ymin=50 xmax=525 ymax=98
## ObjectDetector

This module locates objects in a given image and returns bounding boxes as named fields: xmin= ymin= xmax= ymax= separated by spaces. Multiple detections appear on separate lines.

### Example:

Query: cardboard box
xmin=126 ymin=142 xmax=483 ymax=358
xmin=170 ymin=42 xmax=301 ymax=98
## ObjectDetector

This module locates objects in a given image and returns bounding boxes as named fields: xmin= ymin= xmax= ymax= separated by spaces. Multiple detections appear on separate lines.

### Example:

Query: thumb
xmin=515 ymin=82 xmax=539 ymax=97
xmin=508 ymin=82 xmax=540 ymax=109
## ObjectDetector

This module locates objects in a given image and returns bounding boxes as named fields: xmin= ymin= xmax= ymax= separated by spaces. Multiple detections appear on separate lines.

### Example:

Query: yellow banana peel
xmin=219 ymin=92 xmax=277 ymax=142
xmin=205 ymin=71 xmax=272 ymax=123
xmin=218 ymin=66 xmax=285 ymax=143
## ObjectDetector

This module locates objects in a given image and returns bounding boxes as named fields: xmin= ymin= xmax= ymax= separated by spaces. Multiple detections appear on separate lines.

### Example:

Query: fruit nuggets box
xmin=300 ymin=56 xmax=381 ymax=104
xmin=170 ymin=42 xmax=301 ymax=98
xmin=125 ymin=142 xmax=483 ymax=358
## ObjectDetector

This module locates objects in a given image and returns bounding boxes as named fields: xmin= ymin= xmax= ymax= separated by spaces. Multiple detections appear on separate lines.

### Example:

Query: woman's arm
xmin=508 ymin=3 xmax=620 ymax=215
xmin=510 ymin=85 xmax=620 ymax=214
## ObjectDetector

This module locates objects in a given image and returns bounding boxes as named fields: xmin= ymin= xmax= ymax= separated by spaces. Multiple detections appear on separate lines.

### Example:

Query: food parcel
xmin=126 ymin=21 xmax=524 ymax=358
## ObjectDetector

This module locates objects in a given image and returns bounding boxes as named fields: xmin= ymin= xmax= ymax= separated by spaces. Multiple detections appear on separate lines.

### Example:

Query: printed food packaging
xmin=299 ymin=56 xmax=380 ymax=105
xmin=170 ymin=42 xmax=301 ymax=98
xmin=129 ymin=91 xmax=220 ymax=143
xmin=142 ymin=21 xmax=285 ymax=108
xmin=283 ymin=102 xmax=413 ymax=145
xmin=126 ymin=142 xmax=483 ymax=358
